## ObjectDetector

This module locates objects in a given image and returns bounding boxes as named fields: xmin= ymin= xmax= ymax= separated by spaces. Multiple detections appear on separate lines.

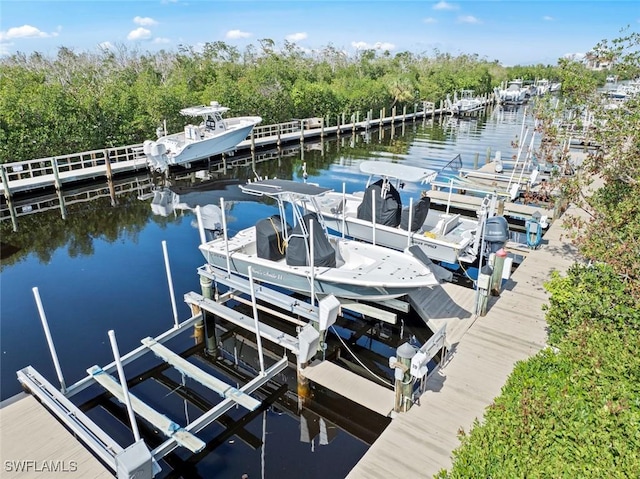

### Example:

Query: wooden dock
xmin=301 ymin=361 xmax=396 ymax=417
xmin=0 ymin=393 xmax=113 ymax=478
xmin=346 ymin=200 xmax=587 ymax=478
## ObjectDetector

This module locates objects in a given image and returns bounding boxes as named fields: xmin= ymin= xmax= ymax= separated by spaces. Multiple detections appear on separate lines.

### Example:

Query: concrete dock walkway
xmin=347 ymin=202 xmax=587 ymax=478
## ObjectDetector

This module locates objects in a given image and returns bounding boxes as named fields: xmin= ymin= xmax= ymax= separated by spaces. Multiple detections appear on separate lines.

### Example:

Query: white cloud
xmin=134 ymin=16 xmax=158 ymax=27
xmin=433 ymin=1 xmax=458 ymax=11
xmin=543 ymin=15 xmax=554 ymax=21
xmin=225 ymin=29 xmax=251 ymax=39
xmin=153 ymin=37 xmax=171 ymax=44
xmin=286 ymin=32 xmax=307 ymax=42
xmin=127 ymin=27 xmax=152 ymax=41
xmin=423 ymin=17 xmax=438 ymax=24
xmin=351 ymin=41 xmax=395 ymax=51
xmin=0 ymin=25 xmax=57 ymax=41
xmin=458 ymin=15 xmax=481 ymax=24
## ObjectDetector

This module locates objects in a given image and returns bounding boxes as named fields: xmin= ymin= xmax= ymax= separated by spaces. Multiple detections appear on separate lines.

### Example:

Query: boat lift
xmin=16 ymin=240 xmax=332 ymax=479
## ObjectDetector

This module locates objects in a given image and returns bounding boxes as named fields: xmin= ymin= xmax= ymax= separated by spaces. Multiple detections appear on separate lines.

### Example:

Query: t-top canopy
xmin=358 ymin=161 xmax=437 ymax=184
xmin=240 ymin=179 xmax=332 ymax=198
xmin=180 ymin=102 xmax=230 ymax=117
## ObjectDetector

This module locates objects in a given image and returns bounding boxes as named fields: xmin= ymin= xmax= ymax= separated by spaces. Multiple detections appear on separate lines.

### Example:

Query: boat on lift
xmin=196 ymin=178 xmax=440 ymax=301
xmin=308 ymin=160 xmax=502 ymax=265
xmin=143 ymin=102 xmax=262 ymax=173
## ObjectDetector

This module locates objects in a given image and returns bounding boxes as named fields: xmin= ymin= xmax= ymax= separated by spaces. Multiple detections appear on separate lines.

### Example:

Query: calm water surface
xmin=0 ymin=106 xmax=532 ymax=478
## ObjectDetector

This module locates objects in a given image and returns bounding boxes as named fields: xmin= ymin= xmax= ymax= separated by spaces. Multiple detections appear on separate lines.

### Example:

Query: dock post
xmin=297 ymin=359 xmax=311 ymax=407
xmin=476 ymin=264 xmax=493 ymax=316
xmin=402 ymin=105 xmax=407 ymax=122
xmin=474 ymin=152 xmax=479 ymax=170
xmin=32 ymin=287 xmax=67 ymax=393
xmin=320 ymin=117 xmax=325 ymax=138
xmin=52 ymin=158 xmax=67 ymax=220
xmin=490 ymin=248 xmax=507 ymax=296
xmin=392 ymin=343 xmax=417 ymax=412
xmin=381 ymin=108 xmax=385 ymax=126
xmin=336 ymin=115 xmax=341 ymax=137
xmin=277 ymin=124 xmax=281 ymax=147
xmin=300 ymin=119 xmax=305 ymax=143
xmin=199 ymin=275 xmax=218 ymax=356
xmin=104 ymin=149 xmax=116 ymax=206
xmin=486 ymin=146 xmax=491 ymax=164
xmin=0 ymin=165 xmax=18 ymax=232
xmin=251 ymin=130 xmax=256 ymax=154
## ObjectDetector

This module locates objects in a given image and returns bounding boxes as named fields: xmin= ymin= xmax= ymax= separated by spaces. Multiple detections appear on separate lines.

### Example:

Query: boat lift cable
xmin=328 ymin=325 xmax=393 ymax=388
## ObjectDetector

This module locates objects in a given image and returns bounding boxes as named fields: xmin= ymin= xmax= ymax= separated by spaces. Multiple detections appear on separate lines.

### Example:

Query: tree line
xmin=0 ymin=40 xmax=560 ymax=163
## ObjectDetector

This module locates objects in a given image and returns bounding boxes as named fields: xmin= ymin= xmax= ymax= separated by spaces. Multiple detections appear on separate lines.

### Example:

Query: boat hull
xmin=323 ymin=217 xmax=465 ymax=264
xmin=167 ymin=122 xmax=258 ymax=166
xmin=198 ymin=230 xmax=438 ymax=301
xmin=314 ymin=193 xmax=477 ymax=264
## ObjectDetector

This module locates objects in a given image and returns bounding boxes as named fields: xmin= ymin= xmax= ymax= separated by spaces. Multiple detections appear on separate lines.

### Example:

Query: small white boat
xmin=495 ymin=79 xmax=529 ymax=105
xmin=143 ymin=102 xmax=262 ymax=173
xmin=197 ymin=179 xmax=439 ymax=301
xmin=447 ymin=90 xmax=484 ymax=116
xmin=308 ymin=161 xmax=500 ymax=265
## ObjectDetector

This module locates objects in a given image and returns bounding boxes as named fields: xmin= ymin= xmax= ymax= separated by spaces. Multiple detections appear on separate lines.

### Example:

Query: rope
xmin=269 ymin=216 xmax=287 ymax=255
xmin=329 ymin=325 xmax=393 ymax=387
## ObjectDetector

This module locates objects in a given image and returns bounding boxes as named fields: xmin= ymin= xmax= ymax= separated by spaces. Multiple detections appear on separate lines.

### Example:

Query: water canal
xmin=0 ymin=105 xmax=533 ymax=478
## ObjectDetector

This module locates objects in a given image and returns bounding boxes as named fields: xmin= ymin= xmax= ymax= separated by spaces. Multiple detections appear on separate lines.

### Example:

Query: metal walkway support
xmin=185 ymin=292 xmax=301 ymax=355
xmin=141 ymin=337 xmax=261 ymax=411
xmin=87 ymin=366 xmax=206 ymax=453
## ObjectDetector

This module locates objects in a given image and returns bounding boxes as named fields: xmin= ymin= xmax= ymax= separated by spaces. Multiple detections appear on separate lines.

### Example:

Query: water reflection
xmin=1 ymin=107 xmax=534 ymax=477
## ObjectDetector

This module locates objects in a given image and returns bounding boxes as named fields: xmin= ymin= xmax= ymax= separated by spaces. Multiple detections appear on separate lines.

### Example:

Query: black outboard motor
xmin=356 ymin=179 xmax=402 ymax=227
xmin=484 ymin=216 xmax=509 ymax=254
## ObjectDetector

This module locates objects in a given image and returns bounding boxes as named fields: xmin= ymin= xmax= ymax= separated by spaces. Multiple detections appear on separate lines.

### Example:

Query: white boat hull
xmin=199 ymin=227 xmax=438 ymax=301
xmin=145 ymin=116 xmax=261 ymax=172
xmin=314 ymin=192 xmax=478 ymax=264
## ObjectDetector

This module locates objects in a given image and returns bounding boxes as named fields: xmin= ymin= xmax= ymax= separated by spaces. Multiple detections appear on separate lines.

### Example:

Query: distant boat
xmin=495 ymin=79 xmax=529 ymax=105
xmin=447 ymin=90 xmax=484 ymax=116
xmin=197 ymin=178 xmax=440 ymax=301
xmin=143 ymin=102 xmax=262 ymax=173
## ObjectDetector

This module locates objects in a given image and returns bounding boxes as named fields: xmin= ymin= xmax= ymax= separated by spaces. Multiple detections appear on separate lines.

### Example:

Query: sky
xmin=1 ymin=1 xmax=638 ymax=66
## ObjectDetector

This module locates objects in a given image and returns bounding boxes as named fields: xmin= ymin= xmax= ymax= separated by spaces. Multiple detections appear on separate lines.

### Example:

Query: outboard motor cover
xmin=484 ymin=216 xmax=509 ymax=254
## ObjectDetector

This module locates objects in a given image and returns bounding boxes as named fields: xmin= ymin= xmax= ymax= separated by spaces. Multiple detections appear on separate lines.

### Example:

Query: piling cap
xmin=396 ymin=342 xmax=417 ymax=359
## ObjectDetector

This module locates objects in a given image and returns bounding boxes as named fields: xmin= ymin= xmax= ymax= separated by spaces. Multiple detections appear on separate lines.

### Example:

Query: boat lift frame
xmin=16 ymin=242 xmax=314 ymax=478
